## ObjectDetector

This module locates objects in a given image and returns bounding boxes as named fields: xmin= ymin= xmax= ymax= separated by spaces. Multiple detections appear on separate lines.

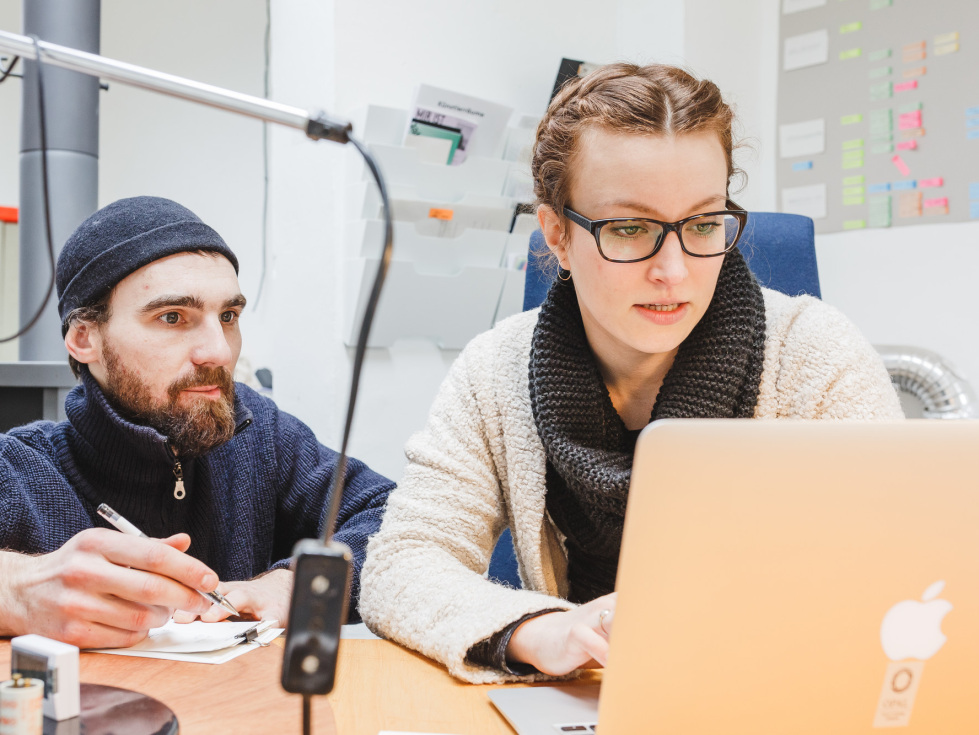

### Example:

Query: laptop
xmin=490 ymin=419 xmax=979 ymax=734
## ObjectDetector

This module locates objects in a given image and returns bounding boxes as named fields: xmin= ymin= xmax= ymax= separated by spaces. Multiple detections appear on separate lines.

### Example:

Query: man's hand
xmin=505 ymin=593 xmax=616 ymax=676
xmin=0 ymin=528 xmax=219 ymax=649
xmin=173 ymin=569 xmax=294 ymax=625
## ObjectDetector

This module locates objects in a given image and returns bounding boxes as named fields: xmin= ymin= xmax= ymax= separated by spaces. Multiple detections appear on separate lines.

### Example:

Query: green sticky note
xmin=841 ymin=21 xmax=862 ymax=33
xmin=869 ymin=210 xmax=892 ymax=227
xmin=870 ymin=82 xmax=893 ymax=101
xmin=842 ymin=139 xmax=864 ymax=150
xmin=842 ymin=159 xmax=865 ymax=170
xmin=843 ymin=196 xmax=866 ymax=206
xmin=869 ymin=48 xmax=892 ymax=61
xmin=843 ymin=175 xmax=866 ymax=185
xmin=843 ymin=220 xmax=867 ymax=230
xmin=870 ymin=0 xmax=893 ymax=8
xmin=841 ymin=113 xmax=863 ymax=125
xmin=898 ymin=102 xmax=923 ymax=113
xmin=869 ymin=66 xmax=892 ymax=79
xmin=843 ymin=150 xmax=865 ymax=161
xmin=843 ymin=186 xmax=866 ymax=196
xmin=839 ymin=48 xmax=863 ymax=60
xmin=871 ymin=142 xmax=894 ymax=154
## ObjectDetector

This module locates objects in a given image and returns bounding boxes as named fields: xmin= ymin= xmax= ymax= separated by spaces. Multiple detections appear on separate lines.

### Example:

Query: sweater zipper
xmin=172 ymin=461 xmax=186 ymax=500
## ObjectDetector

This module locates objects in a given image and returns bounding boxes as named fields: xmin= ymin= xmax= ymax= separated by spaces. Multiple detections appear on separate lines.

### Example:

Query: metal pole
xmin=18 ymin=0 xmax=101 ymax=361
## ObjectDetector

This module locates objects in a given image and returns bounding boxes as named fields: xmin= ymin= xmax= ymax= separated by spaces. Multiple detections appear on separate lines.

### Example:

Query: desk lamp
xmin=0 ymin=28 xmax=394 ymax=735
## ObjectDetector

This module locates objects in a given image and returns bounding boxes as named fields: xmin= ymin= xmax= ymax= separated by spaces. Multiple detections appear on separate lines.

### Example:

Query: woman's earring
xmin=557 ymin=268 xmax=572 ymax=282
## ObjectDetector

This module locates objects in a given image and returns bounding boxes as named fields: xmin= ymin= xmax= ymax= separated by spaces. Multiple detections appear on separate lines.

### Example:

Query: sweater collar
xmin=64 ymin=367 xmax=254 ymax=475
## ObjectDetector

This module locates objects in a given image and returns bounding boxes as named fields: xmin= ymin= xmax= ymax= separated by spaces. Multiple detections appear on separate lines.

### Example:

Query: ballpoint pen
xmin=96 ymin=503 xmax=240 ymax=617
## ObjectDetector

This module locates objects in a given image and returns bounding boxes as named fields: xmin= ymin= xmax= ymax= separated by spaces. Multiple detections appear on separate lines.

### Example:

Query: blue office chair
xmin=491 ymin=211 xmax=820 ymax=588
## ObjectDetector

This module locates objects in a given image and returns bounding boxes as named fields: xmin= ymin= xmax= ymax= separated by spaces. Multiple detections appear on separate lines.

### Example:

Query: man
xmin=0 ymin=196 xmax=393 ymax=649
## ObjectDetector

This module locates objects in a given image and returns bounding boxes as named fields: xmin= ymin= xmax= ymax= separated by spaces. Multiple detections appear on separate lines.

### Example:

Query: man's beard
xmin=100 ymin=341 xmax=237 ymax=458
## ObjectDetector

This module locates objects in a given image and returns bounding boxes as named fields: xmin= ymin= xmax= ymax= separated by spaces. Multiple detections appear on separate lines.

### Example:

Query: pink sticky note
xmin=896 ymin=139 xmax=918 ymax=151
xmin=898 ymin=112 xmax=922 ymax=129
xmin=919 ymin=177 xmax=943 ymax=188
xmin=892 ymin=155 xmax=911 ymax=176
xmin=924 ymin=197 xmax=948 ymax=208
xmin=894 ymin=80 xmax=919 ymax=92
xmin=898 ymin=111 xmax=922 ymax=123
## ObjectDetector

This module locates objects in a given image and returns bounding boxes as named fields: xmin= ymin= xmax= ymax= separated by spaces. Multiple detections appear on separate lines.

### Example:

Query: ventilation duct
xmin=876 ymin=345 xmax=978 ymax=420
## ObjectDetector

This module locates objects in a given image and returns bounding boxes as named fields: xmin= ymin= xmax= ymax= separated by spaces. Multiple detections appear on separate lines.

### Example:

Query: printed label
xmin=873 ymin=660 xmax=925 ymax=727
xmin=427 ymin=208 xmax=454 ymax=221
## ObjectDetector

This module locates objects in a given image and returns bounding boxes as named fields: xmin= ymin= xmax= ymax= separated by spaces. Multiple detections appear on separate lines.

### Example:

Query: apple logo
xmin=880 ymin=581 xmax=953 ymax=661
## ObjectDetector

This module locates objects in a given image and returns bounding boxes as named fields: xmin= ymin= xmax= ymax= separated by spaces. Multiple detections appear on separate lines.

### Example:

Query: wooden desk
xmin=1 ymin=638 xmax=601 ymax=735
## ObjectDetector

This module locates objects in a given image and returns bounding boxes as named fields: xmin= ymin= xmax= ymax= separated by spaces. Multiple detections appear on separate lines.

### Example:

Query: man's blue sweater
xmin=0 ymin=370 xmax=394 ymax=620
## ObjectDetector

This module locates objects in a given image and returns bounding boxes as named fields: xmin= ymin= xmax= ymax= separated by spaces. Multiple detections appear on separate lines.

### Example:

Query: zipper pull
xmin=173 ymin=461 xmax=186 ymax=500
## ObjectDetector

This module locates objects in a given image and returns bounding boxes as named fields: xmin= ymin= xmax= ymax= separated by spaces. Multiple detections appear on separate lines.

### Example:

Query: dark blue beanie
xmin=57 ymin=196 xmax=239 ymax=327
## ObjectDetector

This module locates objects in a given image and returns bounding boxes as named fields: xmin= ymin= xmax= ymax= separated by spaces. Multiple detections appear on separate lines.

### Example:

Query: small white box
xmin=10 ymin=635 xmax=80 ymax=721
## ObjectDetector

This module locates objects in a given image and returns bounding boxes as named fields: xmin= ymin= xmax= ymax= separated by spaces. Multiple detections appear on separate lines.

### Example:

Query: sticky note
xmin=923 ymin=197 xmax=948 ymax=208
xmin=792 ymin=160 xmax=814 ymax=171
xmin=968 ymin=130 xmax=979 ymax=140
xmin=840 ymin=21 xmax=862 ymax=33
xmin=843 ymin=220 xmax=867 ymax=230
xmin=892 ymin=155 xmax=911 ymax=176
xmin=869 ymin=48 xmax=892 ymax=61
xmin=870 ymin=0 xmax=892 ymax=8
xmin=966 ymin=106 xmax=979 ymax=116
xmin=934 ymin=32 xmax=959 ymax=45
xmin=869 ymin=196 xmax=892 ymax=227
xmin=843 ymin=186 xmax=865 ymax=196
xmin=842 ymin=139 xmax=864 ymax=151
xmin=918 ymin=177 xmax=943 ymax=188
xmin=839 ymin=48 xmax=862 ymax=60
xmin=843 ymin=175 xmax=865 ymax=185
xmin=841 ymin=113 xmax=863 ymax=125
xmin=843 ymin=196 xmax=865 ymax=206
xmin=898 ymin=110 xmax=921 ymax=123
xmin=969 ymin=182 xmax=979 ymax=200
xmin=902 ymin=129 xmax=925 ymax=139
xmin=428 ymin=208 xmax=454 ymax=220
xmin=965 ymin=116 xmax=979 ymax=128
xmin=894 ymin=80 xmax=918 ymax=93
xmin=871 ymin=142 xmax=894 ymax=154
xmin=895 ymin=140 xmax=917 ymax=151
xmin=892 ymin=180 xmax=917 ymax=191
xmin=867 ymin=183 xmax=891 ymax=194
xmin=935 ymin=43 xmax=959 ymax=56
xmin=784 ymin=30 xmax=830 ymax=72
xmin=903 ymin=67 xmax=926 ymax=79
xmin=971 ymin=201 xmax=979 ymax=219
xmin=869 ymin=66 xmax=892 ymax=79
xmin=898 ymin=103 xmax=923 ymax=114
xmin=898 ymin=119 xmax=921 ymax=131
xmin=843 ymin=149 xmax=865 ymax=161
xmin=902 ymin=41 xmax=926 ymax=52
xmin=870 ymin=82 xmax=892 ymax=101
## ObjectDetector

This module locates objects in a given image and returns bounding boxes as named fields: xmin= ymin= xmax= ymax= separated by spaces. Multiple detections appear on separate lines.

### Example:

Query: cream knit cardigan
xmin=360 ymin=288 xmax=903 ymax=683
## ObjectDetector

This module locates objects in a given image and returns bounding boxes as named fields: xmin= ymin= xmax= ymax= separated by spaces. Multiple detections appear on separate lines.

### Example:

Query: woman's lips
xmin=634 ymin=302 xmax=690 ymax=325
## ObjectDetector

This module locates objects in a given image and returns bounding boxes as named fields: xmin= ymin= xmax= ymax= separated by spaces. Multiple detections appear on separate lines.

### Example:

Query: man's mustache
xmin=166 ymin=367 xmax=234 ymax=401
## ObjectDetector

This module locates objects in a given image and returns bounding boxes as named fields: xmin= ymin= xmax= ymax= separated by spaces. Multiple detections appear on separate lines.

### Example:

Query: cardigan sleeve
xmin=359 ymin=332 xmax=575 ymax=684
xmin=756 ymin=290 xmax=904 ymax=420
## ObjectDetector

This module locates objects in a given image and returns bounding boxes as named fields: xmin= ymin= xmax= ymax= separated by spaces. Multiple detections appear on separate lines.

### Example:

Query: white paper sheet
xmin=779 ymin=118 xmax=826 ymax=159
xmin=88 ymin=620 xmax=282 ymax=664
xmin=784 ymin=29 xmax=829 ymax=71
xmin=783 ymin=0 xmax=827 ymax=15
xmin=782 ymin=184 xmax=828 ymax=220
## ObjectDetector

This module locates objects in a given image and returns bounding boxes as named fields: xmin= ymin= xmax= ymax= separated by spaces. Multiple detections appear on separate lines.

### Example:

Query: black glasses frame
xmin=562 ymin=201 xmax=749 ymax=263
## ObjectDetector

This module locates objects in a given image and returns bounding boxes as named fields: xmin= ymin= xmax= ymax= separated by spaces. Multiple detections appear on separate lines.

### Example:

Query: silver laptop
xmin=490 ymin=419 xmax=979 ymax=734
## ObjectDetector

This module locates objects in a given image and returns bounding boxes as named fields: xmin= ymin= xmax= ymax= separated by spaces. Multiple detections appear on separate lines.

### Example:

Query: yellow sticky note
xmin=840 ymin=21 xmax=862 ymax=34
xmin=843 ymin=220 xmax=867 ymax=230
xmin=841 ymin=113 xmax=863 ymax=125
xmin=839 ymin=48 xmax=862 ymax=60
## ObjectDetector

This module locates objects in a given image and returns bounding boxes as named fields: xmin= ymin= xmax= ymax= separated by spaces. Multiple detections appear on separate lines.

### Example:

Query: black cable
xmin=320 ymin=135 xmax=393 ymax=544
xmin=302 ymin=694 xmax=311 ymax=735
xmin=0 ymin=55 xmax=20 ymax=83
xmin=0 ymin=38 xmax=57 ymax=345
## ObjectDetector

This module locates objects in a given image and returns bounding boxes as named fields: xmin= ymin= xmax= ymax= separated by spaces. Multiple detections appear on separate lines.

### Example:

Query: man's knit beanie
xmin=56 ymin=196 xmax=239 ymax=329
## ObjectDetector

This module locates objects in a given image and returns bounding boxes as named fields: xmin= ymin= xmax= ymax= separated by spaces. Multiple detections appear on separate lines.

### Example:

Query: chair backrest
xmin=489 ymin=211 xmax=820 ymax=589
xmin=522 ymin=211 xmax=820 ymax=311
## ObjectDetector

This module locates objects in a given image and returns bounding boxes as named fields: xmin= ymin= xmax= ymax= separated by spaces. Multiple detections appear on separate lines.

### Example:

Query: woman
xmin=359 ymin=63 xmax=902 ymax=683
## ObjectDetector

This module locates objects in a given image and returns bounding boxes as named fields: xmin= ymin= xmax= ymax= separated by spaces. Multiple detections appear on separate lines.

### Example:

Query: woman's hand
xmin=505 ymin=593 xmax=616 ymax=676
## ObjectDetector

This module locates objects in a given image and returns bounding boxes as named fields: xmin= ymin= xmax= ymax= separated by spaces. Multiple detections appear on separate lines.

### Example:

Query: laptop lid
xmin=599 ymin=419 xmax=979 ymax=734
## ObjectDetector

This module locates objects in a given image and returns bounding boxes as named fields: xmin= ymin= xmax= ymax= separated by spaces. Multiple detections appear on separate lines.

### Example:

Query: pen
xmin=96 ymin=503 xmax=240 ymax=617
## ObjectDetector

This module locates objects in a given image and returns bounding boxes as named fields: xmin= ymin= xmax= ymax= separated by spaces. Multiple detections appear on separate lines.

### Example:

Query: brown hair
xmin=533 ymin=62 xmax=743 ymax=229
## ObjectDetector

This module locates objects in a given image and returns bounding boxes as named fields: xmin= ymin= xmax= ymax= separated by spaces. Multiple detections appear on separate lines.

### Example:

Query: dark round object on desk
xmin=43 ymin=684 xmax=178 ymax=735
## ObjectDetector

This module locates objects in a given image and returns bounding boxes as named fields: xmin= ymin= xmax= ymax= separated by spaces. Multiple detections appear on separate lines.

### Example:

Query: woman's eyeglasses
xmin=562 ymin=202 xmax=748 ymax=263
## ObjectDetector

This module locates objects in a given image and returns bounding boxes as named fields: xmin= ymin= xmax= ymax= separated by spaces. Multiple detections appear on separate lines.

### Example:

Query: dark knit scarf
xmin=528 ymin=247 xmax=767 ymax=603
